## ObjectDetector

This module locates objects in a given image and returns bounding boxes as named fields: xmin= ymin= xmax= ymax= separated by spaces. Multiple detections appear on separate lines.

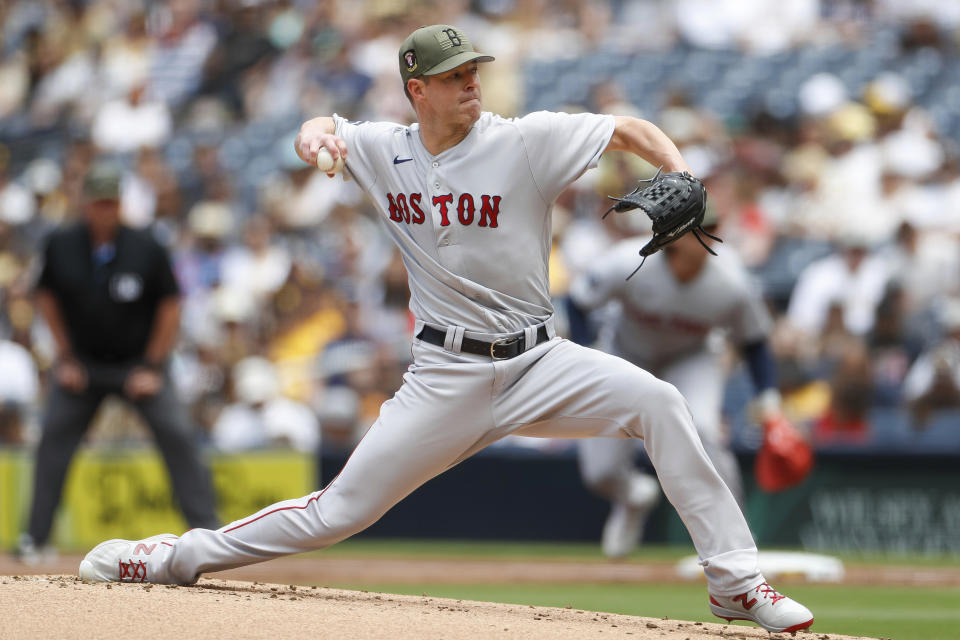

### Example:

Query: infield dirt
xmin=2 ymin=574 xmax=880 ymax=640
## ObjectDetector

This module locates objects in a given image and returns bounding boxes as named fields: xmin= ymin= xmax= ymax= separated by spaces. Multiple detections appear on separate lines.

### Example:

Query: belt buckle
xmin=490 ymin=336 xmax=520 ymax=360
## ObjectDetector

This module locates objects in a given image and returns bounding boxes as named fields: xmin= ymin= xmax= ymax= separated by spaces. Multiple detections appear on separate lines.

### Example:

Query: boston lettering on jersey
xmin=387 ymin=192 xmax=501 ymax=228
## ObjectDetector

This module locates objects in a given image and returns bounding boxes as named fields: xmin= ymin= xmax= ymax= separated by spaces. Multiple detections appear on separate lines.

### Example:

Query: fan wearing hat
xmin=19 ymin=162 xmax=218 ymax=564
xmin=79 ymin=24 xmax=815 ymax=635
xmin=903 ymin=298 xmax=960 ymax=425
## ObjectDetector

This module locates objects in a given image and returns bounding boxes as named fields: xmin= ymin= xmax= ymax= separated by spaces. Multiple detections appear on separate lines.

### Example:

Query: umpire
xmin=20 ymin=162 xmax=218 ymax=558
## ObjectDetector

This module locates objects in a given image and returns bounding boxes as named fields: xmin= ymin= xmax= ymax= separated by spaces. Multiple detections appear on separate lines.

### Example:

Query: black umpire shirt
xmin=36 ymin=224 xmax=180 ymax=364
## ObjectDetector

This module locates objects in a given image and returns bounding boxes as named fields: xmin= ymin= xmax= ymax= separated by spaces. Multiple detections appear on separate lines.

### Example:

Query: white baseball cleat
xmin=78 ymin=534 xmax=179 ymax=583
xmin=709 ymin=581 xmax=814 ymax=633
xmin=601 ymin=473 xmax=660 ymax=559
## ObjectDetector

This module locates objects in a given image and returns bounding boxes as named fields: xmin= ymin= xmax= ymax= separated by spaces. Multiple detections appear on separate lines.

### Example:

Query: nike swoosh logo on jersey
xmin=393 ymin=155 xmax=413 ymax=164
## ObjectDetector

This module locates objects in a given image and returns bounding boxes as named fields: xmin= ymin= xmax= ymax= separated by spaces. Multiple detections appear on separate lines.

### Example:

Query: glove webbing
xmin=601 ymin=168 xmax=723 ymax=280
xmin=601 ymin=168 xmax=664 ymax=221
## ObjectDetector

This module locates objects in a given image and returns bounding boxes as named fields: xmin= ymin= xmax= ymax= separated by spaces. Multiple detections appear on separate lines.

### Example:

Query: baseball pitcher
xmin=79 ymin=25 xmax=813 ymax=633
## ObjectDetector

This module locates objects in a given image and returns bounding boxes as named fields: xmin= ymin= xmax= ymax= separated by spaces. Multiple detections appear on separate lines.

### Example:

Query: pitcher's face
xmin=423 ymin=62 xmax=483 ymax=126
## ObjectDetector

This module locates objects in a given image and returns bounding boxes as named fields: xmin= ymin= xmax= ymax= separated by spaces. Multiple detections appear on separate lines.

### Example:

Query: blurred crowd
xmin=1 ymin=0 xmax=959 ymax=454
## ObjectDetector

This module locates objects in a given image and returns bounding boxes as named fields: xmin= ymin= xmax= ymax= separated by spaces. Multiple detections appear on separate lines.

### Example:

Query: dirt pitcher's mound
xmin=2 ymin=575 xmax=876 ymax=640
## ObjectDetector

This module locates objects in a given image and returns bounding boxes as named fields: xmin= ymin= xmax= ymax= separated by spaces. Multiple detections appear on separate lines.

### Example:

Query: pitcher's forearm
xmin=606 ymin=116 xmax=690 ymax=173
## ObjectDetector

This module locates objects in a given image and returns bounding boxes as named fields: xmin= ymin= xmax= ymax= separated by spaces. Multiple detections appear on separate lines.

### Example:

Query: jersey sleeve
xmin=153 ymin=241 xmax=180 ymax=299
xmin=34 ymin=234 xmax=60 ymax=293
xmin=516 ymin=111 xmax=615 ymax=203
xmin=568 ymin=242 xmax=633 ymax=310
xmin=332 ymin=114 xmax=403 ymax=192
xmin=726 ymin=274 xmax=772 ymax=345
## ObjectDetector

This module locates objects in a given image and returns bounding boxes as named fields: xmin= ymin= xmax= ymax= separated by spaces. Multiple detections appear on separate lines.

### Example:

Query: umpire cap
xmin=83 ymin=163 xmax=122 ymax=201
xmin=399 ymin=25 xmax=494 ymax=84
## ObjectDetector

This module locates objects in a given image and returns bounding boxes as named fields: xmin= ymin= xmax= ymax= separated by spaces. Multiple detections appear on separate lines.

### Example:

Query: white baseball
xmin=316 ymin=147 xmax=344 ymax=174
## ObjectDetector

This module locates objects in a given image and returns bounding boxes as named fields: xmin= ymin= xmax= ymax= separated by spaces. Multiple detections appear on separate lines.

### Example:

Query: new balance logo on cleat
xmin=78 ymin=534 xmax=179 ymax=584
xmin=732 ymin=592 xmax=758 ymax=610
xmin=708 ymin=582 xmax=813 ymax=633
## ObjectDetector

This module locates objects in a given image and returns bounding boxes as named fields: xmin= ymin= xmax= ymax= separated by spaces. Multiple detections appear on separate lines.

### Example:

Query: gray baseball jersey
xmin=333 ymin=110 xmax=613 ymax=334
xmin=570 ymin=240 xmax=772 ymax=370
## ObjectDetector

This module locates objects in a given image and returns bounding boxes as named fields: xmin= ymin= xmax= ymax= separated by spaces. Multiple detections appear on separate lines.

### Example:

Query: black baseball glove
xmin=602 ymin=168 xmax=720 ymax=278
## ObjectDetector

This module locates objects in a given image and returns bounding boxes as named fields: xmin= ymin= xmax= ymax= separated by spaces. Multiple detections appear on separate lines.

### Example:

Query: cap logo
xmin=403 ymin=50 xmax=417 ymax=72
xmin=435 ymin=28 xmax=463 ymax=50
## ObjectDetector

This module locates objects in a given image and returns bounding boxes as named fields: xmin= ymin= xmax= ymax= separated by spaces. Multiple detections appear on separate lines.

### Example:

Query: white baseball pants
xmin=153 ymin=337 xmax=760 ymax=595
xmin=579 ymin=347 xmax=744 ymax=506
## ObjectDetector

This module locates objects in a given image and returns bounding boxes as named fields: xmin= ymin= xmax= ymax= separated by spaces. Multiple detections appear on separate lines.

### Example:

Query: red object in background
xmin=755 ymin=415 xmax=816 ymax=492
xmin=812 ymin=408 xmax=870 ymax=445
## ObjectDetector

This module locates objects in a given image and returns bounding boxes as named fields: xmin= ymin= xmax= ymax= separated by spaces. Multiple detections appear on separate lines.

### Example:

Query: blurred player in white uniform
xmin=78 ymin=24 xmax=812 ymax=633
xmin=567 ymin=212 xmax=782 ymax=558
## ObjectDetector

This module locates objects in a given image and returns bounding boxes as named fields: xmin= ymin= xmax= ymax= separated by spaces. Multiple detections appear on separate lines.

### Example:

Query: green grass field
xmin=325 ymin=582 xmax=959 ymax=640
xmin=324 ymin=538 xmax=960 ymax=568
xmin=315 ymin=540 xmax=960 ymax=640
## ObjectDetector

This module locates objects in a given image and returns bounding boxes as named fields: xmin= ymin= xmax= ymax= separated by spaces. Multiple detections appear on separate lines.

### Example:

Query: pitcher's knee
xmin=314 ymin=511 xmax=372 ymax=543
xmin=647 ymin=378 xmax=688 ymax=413
xmin=637 ymin=378 xmax=696 ymax=432
xmin=311 ymin=495 xmax=387 ymax=543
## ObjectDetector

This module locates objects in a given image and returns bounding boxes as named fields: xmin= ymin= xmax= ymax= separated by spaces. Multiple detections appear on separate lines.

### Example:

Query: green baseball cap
xmin=83 ymin=163 xmax=121 ymax=201
xmin=399 ymin=25 xmax=494 ymax=84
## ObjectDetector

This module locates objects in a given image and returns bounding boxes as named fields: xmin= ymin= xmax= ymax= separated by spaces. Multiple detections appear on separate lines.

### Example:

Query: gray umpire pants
xmin=27 ymin=362 xmax=219 ymax=545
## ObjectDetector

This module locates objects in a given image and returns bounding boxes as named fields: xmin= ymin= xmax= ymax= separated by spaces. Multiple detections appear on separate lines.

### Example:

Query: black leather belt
xmin=416 ymin=325 xmax=550 ymax=360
